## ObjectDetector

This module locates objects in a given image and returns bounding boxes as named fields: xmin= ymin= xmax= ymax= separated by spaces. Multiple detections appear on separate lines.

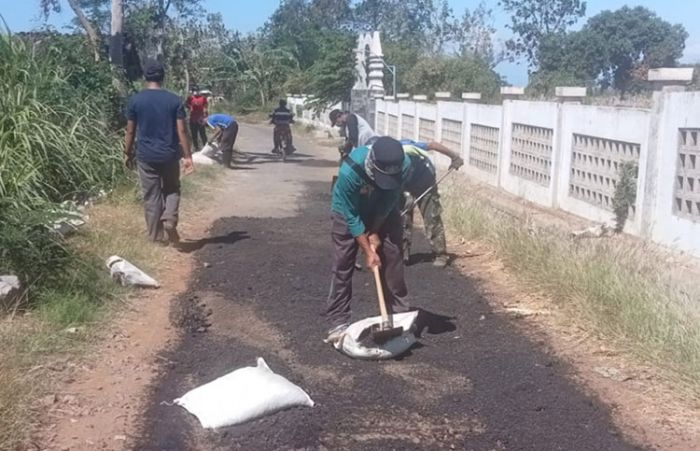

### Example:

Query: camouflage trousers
xmin=402 ymin=189 xmax=447 ymax=261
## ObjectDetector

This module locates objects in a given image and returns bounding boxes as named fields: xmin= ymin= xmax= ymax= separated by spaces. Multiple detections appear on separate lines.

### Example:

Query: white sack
xmin=175 ymin=357 xmax=314 ymax=429
xmin=199 ymin=142 xmax=219 ymax=158
xmin=335 ymin=311 xmax=419 ymax=360
xmin=192 ymin=152 xmax=216 ymax=165
xmin=106 ymin=256 xmax=160 ymax=288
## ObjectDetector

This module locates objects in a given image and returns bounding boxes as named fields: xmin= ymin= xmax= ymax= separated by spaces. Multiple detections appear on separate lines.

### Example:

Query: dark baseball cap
xmin=143 ymin=59 xmax=165 ymax=81
xmin=329 ymin=109 xmax=343 ymax=126
xmin=370 ymin=137 xmax=405 ymax=190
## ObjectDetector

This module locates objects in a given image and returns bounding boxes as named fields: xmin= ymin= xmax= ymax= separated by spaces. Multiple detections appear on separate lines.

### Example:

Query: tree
xmin=303 ymin=30 xmax=356 ymax=108
xmin=40 ymin=0 xmax=103 ymax=61
xmin=584 ymin=6 xmax=687 ymax=94
xmin=403 ymin=55 xmax=503 ymax=100
xmin=499 ymin=0 xmax=586 ymax=67
xmin=110 ymin=0 xmax=123 ymax=67
xmin=455 ymin=2 xmax=502 ymax=67
xmin=353 ymin=0 xmax=435 ymax=44
xmin=533 ymin=6 xmax=688 ymax=95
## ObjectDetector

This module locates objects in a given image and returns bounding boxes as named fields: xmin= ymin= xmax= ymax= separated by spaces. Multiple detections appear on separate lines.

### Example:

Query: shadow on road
xmin=406 ymin=252 xmax=462 ymax=267
xmin=413 ymin=308 xmax=458 ymax=337
xmin=176 ymin=231 xmax=250 ymax=254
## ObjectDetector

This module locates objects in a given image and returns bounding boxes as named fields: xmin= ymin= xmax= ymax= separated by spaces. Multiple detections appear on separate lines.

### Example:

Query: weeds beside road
xmin=0 ymin=167 xmax=220 ymax=450
xmin=442 ymin=179 xmax=700 ymax=396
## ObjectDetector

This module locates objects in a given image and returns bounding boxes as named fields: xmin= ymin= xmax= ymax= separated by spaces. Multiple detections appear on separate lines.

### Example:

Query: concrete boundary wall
xmin=288 ymin=92 xmax=700 ymax=257
xmin=373 ymin=93 xmax=700 ymax=258
xmin=287 ymin=96 xmax=340 ymax=131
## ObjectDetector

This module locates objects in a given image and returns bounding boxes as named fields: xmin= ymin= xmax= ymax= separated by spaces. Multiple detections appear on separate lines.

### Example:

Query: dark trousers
xmin=326 ymin=211 xmax=410 ymax=328
xmin=273 ymin=124 xmax=293 ymax=149
xmin=220 ymin=122 xmax=239 ymax=168
xmin=137 ymin=159 xmax=181 ymax=242
xmin=189 ymin=121 xmax=207 ymax=151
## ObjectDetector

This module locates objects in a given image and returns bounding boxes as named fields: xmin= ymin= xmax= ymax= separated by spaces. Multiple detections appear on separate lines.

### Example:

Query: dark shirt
xmin=127 ymin=89 xmax=185 ymax=164
xmin=346 ymin=114 xmax=359 ymax=147
xmin=271 ymin=107 xmax=294 ymax=125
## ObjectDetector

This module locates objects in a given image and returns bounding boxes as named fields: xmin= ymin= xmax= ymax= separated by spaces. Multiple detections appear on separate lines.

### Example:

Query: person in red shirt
xmin=186 ymin=88 xmax=208 ymax=150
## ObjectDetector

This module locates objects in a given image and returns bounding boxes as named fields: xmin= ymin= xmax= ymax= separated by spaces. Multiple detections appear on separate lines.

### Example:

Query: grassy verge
xmin=0 ymin=167 xmax=220 ymax=449
xmin=441 ymin=179 xmax=700 ymax=395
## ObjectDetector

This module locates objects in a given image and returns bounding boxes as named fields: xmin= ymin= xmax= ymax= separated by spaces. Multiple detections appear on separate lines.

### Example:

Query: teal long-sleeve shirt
xmin=331 ymin=146 xmax=411 ymax=237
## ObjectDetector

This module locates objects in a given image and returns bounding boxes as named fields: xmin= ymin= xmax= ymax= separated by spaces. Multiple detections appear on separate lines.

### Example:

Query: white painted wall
xmin=647 ymin=92 xmax=700 ymax=256
xmin=500 ymin=100 xmax=560 ymax=208
xmin=292 ymin=91 xmax=700 ymax=258
xmin=558 ymin=104 xmax=651 ymax=235
xmin=287 ymin=96 xmax=339 ymax=131
xmin=463 ymin=104 xmax=503 ymax=186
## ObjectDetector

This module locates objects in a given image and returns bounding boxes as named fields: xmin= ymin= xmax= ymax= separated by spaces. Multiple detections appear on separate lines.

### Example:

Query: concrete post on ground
xmin=461 ymin=93 xmax=482 ymax=103
xmin=648 ymin=68 xmax=694 ymax=92
xmin=396 ymin=93 xmax=410 ymax=100
xmin=413 ymin=95 xmax=428 ymax=102
xmin=501 ymin=87 xmax=525 ymax=101
xmin=435 ymin=92 xmax=451 ymax=100
xmin=555 ymin=87 xmax=587 ymax=104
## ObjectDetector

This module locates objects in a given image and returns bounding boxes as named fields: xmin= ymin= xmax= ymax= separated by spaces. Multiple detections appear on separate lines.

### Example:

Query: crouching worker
xmin=325 ymin=137 xmax=412 ymax=343
xmin=401 ymin=140 xmax=464 ymax=267
xmin=206 ymin=113 xmax=240 ymax=168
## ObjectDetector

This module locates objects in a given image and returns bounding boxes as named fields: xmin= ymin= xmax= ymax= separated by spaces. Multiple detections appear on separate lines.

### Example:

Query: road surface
xmin=134 ymin=123 xmax=643 ymax=450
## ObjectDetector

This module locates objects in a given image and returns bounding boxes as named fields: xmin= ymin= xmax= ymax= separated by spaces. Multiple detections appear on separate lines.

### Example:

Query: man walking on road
xmin=329 ymin=110 xmax=378 ymax=157
xmin=326 ymin=137 xmax=412 ymax=343
xmin=186 ymin=87 xmax=208 ymax=151
xmin=125 ymin=60 xmax=194 ymax=244
xmin=401 ymin=140 xmax=463 ymax=267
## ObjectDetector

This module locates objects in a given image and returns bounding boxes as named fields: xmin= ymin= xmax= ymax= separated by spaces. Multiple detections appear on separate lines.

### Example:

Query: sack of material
xmin=335 ymin=311 xmax=419 ymax=360
xmin=199 ymin=142 xmax=219 ymax=158
xmin=192 ymin=142 xmax=220 ymax=165
xmin=174 ymin=358 xmax=314 ymax=429
xmin=192 ymin=152 xmax=216 ymax=165
xmin=106 ymin=256 xmax=160 ymax=288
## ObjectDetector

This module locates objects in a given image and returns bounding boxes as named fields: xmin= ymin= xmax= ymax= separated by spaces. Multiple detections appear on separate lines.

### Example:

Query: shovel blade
xmin=371 ymin=324 xmax=404 ymax=344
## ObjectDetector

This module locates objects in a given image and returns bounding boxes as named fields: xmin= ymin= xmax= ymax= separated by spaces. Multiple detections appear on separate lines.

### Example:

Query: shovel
xmin=401 ymin=168 xmax=455 ymax=216
xmin=367 ymin=265 xmax=404 ymax=344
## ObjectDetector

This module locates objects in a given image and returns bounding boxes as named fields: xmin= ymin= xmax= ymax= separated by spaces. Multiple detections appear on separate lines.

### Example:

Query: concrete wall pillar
xmin=461 ymin=93 xmax=482 ymax=103
xmin=648 ymin=68 xmax=694 ymax=92
xmin=555 ymin=86 xmax=587 ymax=104
xmin=501 ymin=87 xmax=525 ymax=101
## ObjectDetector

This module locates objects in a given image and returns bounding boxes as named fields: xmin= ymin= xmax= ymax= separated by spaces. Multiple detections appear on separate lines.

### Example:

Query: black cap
xmin=329 ymin=109 xmax=343 ymax=126
xmin=143 ymin=59 xmax=165 ymax=82
xmin=370 ymin=137 xmax=405 ymax=190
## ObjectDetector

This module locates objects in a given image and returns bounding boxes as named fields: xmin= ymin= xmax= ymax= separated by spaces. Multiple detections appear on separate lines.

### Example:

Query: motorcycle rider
xmin=270 ymin=99 xmax=295 ymax=155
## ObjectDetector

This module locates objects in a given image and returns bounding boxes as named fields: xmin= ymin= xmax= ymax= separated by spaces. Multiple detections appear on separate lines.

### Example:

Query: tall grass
xmin=442 ymin=181 xmax=700 ymax=393
xmin=0 ymin=31 xmax=125 ymax=301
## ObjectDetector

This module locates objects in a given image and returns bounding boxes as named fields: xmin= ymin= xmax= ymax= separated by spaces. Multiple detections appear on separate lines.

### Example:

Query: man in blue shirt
xmin=125 ymin=60 xmax=193 ymax=244
xmin=206 ymin=113 xmax=240 ymax=168
xmin=401 ymin=140 xmax=463 ymax=267
xmin=326 ymin=137 xmax=412 ymax=343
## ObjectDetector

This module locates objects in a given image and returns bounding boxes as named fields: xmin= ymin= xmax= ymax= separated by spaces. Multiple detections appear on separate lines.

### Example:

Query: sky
xmin=2 ymin=0 xmax=699 ymax=86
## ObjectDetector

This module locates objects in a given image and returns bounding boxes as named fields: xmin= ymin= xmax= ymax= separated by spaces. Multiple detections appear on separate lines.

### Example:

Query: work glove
xmin=450 ymin=157 xmax=465 ymax=171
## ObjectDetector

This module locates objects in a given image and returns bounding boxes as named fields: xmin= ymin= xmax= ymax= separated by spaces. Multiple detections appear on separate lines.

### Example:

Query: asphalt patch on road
xmin=135 ymin=180 xmax=646 ymax=451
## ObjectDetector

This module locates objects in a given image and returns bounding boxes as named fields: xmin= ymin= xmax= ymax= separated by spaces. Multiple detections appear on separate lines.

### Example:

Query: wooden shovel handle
xmin=372 ymin=265 xmax=391 ymax=324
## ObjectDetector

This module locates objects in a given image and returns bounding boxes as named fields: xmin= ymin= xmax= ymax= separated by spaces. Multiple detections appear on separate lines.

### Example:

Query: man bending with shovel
xmin=326 ymin=137 xmax=412 ymax=343
xmin=401 ymin=140 xmax=464 ymax=267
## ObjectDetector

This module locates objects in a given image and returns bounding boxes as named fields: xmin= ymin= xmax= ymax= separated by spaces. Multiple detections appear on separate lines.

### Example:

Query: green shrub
xmin=0 ymin=31 xmax=125 ymax=303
